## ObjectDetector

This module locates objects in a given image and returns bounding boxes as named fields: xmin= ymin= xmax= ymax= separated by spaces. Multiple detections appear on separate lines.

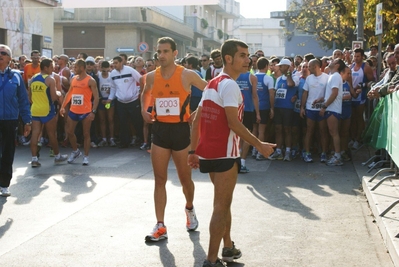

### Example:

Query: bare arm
xmin=46 ymin=76 xmax=58 ymax=102
xmin=141 ymin=72 xmax=155 ymax=123
xmin=89 ymin=77 xmax=99 ymax=111
xmin=250 ymin=74 xmax=260 ymax=122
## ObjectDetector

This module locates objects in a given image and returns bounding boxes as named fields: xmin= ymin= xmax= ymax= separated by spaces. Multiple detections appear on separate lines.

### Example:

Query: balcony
xmin=270 ymin=10 xmax=299 ymax=19
xmin=207 ymin=0 xmax=240 ymax=19
xmin=184 ymin=16 xmax=208 ymax=38
xmin=203 ymin=26 xmax=223 ymax=45
xmin=54 ymin=7 xmax=194 ymax=40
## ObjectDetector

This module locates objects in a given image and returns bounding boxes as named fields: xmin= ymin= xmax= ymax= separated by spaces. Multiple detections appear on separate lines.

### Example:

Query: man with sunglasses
xmin=0 ymin=44 xmax=32 ymax=197
xmin=200 ymin=54 xmax=210 ymax=78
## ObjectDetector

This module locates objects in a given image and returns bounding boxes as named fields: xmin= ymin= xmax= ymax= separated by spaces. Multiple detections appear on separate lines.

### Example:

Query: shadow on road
xmin=53 ymin=174 xmax=97 ymax=202
xmin=146 ymin=240 xmax=176 ymax=267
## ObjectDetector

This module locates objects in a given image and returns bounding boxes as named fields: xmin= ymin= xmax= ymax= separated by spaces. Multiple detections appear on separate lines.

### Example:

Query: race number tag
xmin=294 ymin=99 xmax=301 ymax=110
xmin=155 ymin=97 xmax=180 ymax=116
xmin=72 ymin=94 xmax=84 ymax=106
xmin=275 ymin=88 xmax=287 ymax=99
xmin=312 ymin=102 xmax=323 ymax=110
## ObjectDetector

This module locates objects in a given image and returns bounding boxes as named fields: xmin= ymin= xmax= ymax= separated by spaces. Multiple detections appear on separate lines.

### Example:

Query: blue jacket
xmin=0 ymin=67 xmax=31 ymax=123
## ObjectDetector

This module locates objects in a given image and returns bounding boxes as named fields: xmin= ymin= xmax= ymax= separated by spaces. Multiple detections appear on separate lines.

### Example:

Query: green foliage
xmin=201 ymin=18 xmax=208 ymax=29
xmin=288 ymin=0 xmax=399 ymax=49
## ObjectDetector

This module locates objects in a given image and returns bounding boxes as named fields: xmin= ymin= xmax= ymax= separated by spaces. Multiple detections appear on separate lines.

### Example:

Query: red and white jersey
xmin=196 ymin=72 xmax=244 ymax=159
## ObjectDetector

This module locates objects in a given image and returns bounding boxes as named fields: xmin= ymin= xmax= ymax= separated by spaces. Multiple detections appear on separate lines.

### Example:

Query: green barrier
xmin=363 ymin=91 xmax=399 ymax=164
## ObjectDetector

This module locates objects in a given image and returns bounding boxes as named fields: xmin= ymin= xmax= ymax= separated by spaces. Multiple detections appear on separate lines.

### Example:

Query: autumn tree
xmin=288 ymin=0 xmax=399 ymax=50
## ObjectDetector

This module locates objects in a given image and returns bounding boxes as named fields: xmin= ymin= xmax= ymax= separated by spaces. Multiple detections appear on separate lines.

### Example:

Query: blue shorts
xmin=341 ymin=104 xmax=352 ymax=120
xmin=98 ymin=98 xmax=115 ymax=111
xmin=68 ymin=111 xmax=90 ymax=121
xmin=32 ymin=112 xmax=56 ymax=124
xmin=325 ymin=111 xmax=341 ymax=120
xmin=306 ymin=110 xmax=325 ymax=122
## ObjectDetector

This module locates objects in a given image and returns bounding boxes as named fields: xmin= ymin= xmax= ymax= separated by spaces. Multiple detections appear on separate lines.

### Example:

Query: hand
xmin=141 ymin=111 xmax=154 ymax=124
xmin=188 ymin=154 xmax=200 ymax=169
xmin=355 ymin=88 xmax=362 ymax=95
xmin=319 ymin=108 xmax=326 ymax=117
xmin=23 ymin=124 xmax=31 ymax=137
xmin=367 ymin=89 xmax=379 ymax=99
xmin=256 ymin=142 xmax=276 ymax=158
xmin=300 ymin=108 xmax=305 ymax=119
xmin=269 ymin=109 xmax=274 ymax=119
xmin=256 ymin=113 xmax=261 ymax=123
xmin=88 ymin=112 xmax=95 ymax=121
xmin=60 ymin=107 xmax=65 ymax=117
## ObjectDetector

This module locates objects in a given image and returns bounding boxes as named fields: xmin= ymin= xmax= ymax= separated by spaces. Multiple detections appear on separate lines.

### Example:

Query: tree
xmin=288 ymin=0 xmax=399 ymax=50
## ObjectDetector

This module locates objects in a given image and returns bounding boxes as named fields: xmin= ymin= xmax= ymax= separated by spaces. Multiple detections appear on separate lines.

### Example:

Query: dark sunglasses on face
xmin=0 ymin=51 xmax=10 ymax=56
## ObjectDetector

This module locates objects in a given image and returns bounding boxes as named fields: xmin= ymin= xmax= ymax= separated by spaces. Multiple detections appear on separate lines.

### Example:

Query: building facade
xmin=53 ymin=1 xmax=240 ymax=60
xmin=0 ymin=0 xmax=58 ymax=57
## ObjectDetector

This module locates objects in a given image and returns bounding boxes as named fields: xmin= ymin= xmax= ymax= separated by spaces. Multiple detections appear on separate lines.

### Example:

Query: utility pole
xmin=357 ymin=0 xmax=364 ymax=41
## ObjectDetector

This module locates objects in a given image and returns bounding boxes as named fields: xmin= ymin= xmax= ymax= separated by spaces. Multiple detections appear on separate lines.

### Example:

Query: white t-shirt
xmin=98 ymin=72 xmax=114 ymax=99
xmin=325 ymin=72 xmax=343 ymax=114
xmin=303 ymin=73 xmax=329 ymax=110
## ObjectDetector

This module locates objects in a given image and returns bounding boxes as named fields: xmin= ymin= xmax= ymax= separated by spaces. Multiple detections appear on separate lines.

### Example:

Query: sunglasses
xmin=0 ymin=51 xmax=10 ymax=56
xmin=146 ymin=64 xmax=154 ymax=67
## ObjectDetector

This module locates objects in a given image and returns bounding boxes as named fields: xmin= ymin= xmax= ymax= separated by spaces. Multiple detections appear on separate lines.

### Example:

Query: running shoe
xmin=303 ymin=153 xmax=313 ymax=163
xmin=140 ymin=143 xmax=149 ymax=150
xmin=98 ymin=140 xmax=107 ymax=147
xmin=268 ymin=151 xmax=283 ymax=160
xmin=90 ymin=142 xmax=98 ymax=148
xmin=31 ymin=160 xmax=41 ymax=168
xmin=326 ymin=156 xmax=343 ymax=166
xmin=256 ymin=153 xmax=267 ymax=161
xmin=348 ymin=139 xmax=354 ymax=148
xmin=283 ymin=153 xmax=292 ymax=162
xmin=341 ymin=151 xmax=351 ymax=162
xmin=291 ymin=149 xmax=298 ymax=159
xmin=202 ymin=259 xmax=227 ymax=267
xmin=54 ymin=154 xmax=68 ymax=163
xmin=252 ymin=147 xmax=257 ymax=158
xmin=109 ymin=138 xmax=117 ymax=147
xmin=185 ymin=207 xmax=199 ymax=231
xmin=67 ymin=149 xmax=82 ymax=163
xmin=320 ymin=153 xmax=327 ymax=163
xmin=145 ymin=223 xmax=168 ymax=242
xmin=82 ymin=156 xmax=89 ymax=166
xmin=239 ymin=165 xmax=250 ymax=173
xmin=222 ymin=241 xmax=242 ymax=262
xmin=351 ymin=141 xmax=360 ymax=150
xmin=0 ymin=187 xmax=11 ymax=197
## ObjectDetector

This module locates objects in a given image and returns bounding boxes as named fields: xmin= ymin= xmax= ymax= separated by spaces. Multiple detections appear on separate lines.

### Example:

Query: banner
xmin=391 ymin=92 xmax=399 ymax=163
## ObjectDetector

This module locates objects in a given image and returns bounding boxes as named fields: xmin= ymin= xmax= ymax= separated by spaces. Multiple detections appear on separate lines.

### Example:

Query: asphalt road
xmin=0 ymin=145 xmax=393 ymax=267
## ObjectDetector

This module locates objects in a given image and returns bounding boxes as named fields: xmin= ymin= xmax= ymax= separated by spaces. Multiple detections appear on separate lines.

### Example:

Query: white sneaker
xmin=82 ymin=156 xmax=89 ymax=166
xmin=67 ymin=149 xmax=82 ymax=163
xmin=109 ymin=138 xmax=116 ymax=147
xmin=54 ymin=154 xmax=68 ymax=163
xmin=185 ymin=207 xmax=199 ymax=231
xmin=97 ymin=140 xmax=107 ymax=147
xmin=352 ymin=141 xmax=360 ymax=150
xmin=90 ymin=142 xmax=98 ymax=148
xmin=0 ymin=187 xmax=11 ymax=197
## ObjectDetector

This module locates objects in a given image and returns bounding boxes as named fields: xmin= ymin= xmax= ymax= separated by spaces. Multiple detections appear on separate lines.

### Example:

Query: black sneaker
xmin=202 ymin=258 xmax=226 ymax=267
xmin=221 ymin=241 xmax=242 ymax=262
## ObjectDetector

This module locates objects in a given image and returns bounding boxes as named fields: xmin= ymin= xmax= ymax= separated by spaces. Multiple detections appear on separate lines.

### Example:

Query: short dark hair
xmin=157 ymin=37 xmax=177 ymax=51
xmin=153 ymin=52 xmax=158 ymax=60
xmin=387 ymin=43 xmax=395 ymax=51
xmin=309 ymin=58 xmax=321 ymax=68
xmin=370 ymin=45 xmax=378 ymax=50
xmin=78 ymin=52 xmax=88 ymax=60
xmin=354 ymin=48 xmax=365 ymax=56
xmin=220 ymin=39 xmax=248 ymax=65
xmin=146 ymin=59 xmax=154 ymax=64
xmin=201 ymin=54 xmax=210 ymax=60
xmin=304 ymin=53 xmax=315 ymax=62
xmin=335 ymin=59 xmax=346 ymax=72
xmin=101 ymin=61 xmax=110 ymax=68
xmin=211 ymin=49 xmax=221 ymax=59
xmin=185 ymin=56 xmax=199 ymax=69
xmin=40 ymin=58 xmax=53 ymax=70
xmin=75 ymin=59 xmax=86 ymax=69
xmin=257 ymin=57 xmax=269 ymax=70
xmin=119 ymin=53 xmax=128 ymax=61
xmin=113 ymin=56 xmax=123 ymax=62
xmin=31 ymin=50 xmax=40 ymax=56
xmin=271 ymin=57 xmax=280 ymax=64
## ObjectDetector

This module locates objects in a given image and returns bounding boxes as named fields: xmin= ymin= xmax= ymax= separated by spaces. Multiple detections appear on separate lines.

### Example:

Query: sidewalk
xmin=353 ymin=145 xmax=399 ymax=267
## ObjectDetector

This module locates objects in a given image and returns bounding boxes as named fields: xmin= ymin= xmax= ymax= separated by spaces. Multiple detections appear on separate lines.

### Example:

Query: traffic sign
xmin=376 ymin=3 xmax=383 ymax=35
xmin=138 ymin=42 xmax=149 ymax=53
xmin=116 ymin=48 xmax=134 ymax=53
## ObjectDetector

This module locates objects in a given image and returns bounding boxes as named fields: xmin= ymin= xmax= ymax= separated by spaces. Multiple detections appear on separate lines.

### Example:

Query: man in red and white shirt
xmin=188 ymin=39 xmax=275 ymax=267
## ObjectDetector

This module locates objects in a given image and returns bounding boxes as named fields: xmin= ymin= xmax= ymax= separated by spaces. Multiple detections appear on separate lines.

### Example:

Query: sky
xmin=237 ymin=1 xmax=287 ymax=18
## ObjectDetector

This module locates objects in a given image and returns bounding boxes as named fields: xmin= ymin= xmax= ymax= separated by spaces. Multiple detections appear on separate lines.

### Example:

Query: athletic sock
xmin=241 ymin=159 xmax=246 ymax=166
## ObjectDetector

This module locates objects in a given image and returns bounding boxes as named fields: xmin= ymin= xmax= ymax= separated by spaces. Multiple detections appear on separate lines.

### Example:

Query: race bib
xmin=275 ymin=88 xmax=287 ymax=99
xmin=294 ymin=99 xmax=301 ymax=110
xmin=312 ymin=102 xmax=323 ymax=110
xmin=72 ymin=94 xmax=84 ymax=106
xmin=155 ymin=97 xmax=180 ymax=116
xmin=343 ymin=91 xmax=350 ymax=101
xmin=101 ymin=85 xmax=111 ymax=93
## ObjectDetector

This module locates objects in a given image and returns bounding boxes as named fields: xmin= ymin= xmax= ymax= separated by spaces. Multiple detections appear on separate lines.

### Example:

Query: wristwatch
xmin=92 ymin=109 xmax=97 ymax=114
xmin=188 ymin=150 xmax=196 ymax=155
xmin=25 ymin=122 xmax=32 ymax=126
xmin=321 ymin=104 xmax=327 ymax=109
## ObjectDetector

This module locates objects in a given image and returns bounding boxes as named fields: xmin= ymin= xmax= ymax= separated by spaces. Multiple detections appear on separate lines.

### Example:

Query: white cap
xmin=85 ymin=56 xmax=95 ymax=63
xmin=277 ymin=58 xmax=292 ymax=66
